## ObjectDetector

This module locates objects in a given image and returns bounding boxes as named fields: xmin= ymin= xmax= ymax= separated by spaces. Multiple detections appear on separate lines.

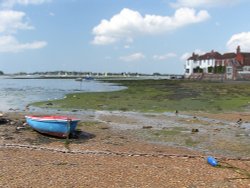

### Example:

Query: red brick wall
xmin=236 ymin=53 xmax=244 ymax=65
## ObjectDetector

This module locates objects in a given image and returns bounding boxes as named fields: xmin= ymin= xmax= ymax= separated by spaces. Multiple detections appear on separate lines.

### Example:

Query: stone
xmin=191 ymin=128 xmax=199 ymax=133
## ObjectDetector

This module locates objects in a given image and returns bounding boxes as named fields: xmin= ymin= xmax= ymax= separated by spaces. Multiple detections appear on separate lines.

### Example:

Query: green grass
xmin=77 ymin=121 xmax=100 ymax=127
xmin=139 ymin=127 xmax=201 ymax=147
xmin=152 ymin=127 xmax=187 ymax=137
xmin=32 ymin=79 xmax=250 ymax=113
xmin=185 ymin=137 xmax=200 ymax=147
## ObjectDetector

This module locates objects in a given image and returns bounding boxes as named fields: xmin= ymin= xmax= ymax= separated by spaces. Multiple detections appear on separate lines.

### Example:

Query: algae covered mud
xmin=1 ymin=110 xmax=250 ymax=159
xmin=30 ymin=79 xmax=250 ymax=158
xmin=94 ymin=111 xmax=250 ymax=159
xmin=34 ymin=79 xmax=250 ymax=113
xmin=1 ymin=78 xmax=250 ymax=158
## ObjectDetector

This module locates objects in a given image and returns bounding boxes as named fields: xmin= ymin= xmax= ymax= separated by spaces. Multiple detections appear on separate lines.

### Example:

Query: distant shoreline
xmin=0 ymin=74 xmax=184 ymax=80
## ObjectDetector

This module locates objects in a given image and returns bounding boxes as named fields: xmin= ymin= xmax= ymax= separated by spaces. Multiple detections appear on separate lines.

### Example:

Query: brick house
xmin=185 ymin=46 xmax=250 ymax=80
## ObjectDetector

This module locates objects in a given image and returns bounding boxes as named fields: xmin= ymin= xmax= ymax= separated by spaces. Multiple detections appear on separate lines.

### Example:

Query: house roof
xmin=241 ymin=52 xmax=250 ymax=58
xmin=199 ymin=51 xmax=222 ymax=60
xmin=187 ymin=51 xmax=222 ymax=61
xmin=187 ymin=47 xmax=250 ymax=66
xmin=222 ymin=53 xmax=236 ymax=59
xmin=187 ymin=53 xmax=199 ymax=60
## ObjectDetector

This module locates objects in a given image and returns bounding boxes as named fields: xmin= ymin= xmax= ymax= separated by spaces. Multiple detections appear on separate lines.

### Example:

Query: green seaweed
xmin=32 ymin=80 xmax=250 ymax=113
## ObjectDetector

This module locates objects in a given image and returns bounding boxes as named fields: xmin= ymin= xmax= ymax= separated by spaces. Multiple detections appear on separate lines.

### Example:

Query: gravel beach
xmin=0 ymin=111 xmax=250 ymax=187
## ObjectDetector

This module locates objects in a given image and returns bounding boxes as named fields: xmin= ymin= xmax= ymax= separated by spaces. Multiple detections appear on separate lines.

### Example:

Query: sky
xmin=0 ymin=0 xmax=250 ymax=74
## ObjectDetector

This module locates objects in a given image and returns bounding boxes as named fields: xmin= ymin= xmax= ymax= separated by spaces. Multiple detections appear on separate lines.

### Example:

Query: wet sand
xmin=0 ymin=111 xmax=250 ymax=187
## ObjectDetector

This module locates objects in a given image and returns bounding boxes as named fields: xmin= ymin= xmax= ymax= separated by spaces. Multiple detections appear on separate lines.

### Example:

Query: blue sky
xmin=0 ymin=0 xmax=250 ymax=74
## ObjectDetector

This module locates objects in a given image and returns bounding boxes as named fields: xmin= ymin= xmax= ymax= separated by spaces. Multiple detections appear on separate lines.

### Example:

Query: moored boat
xmin=25 ymin=115 xmax=80 ymax=138
xmin=84 ymin=76 xmax=93 ymax=80
xmin=75 ymin=77 xmax=83 ymax=81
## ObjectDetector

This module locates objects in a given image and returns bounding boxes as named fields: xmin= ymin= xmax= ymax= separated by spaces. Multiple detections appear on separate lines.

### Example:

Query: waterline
xmin=0 ymin=78 xmax=125 ymax=112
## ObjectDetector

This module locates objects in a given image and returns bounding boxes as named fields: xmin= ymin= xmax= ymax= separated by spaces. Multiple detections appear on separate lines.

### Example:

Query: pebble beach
xmin=0 ymin=111 xmax=250 ymax=187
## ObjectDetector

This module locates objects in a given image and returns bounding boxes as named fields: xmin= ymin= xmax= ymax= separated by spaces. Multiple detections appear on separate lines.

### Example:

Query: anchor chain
xmin=1 ymin=143 xmax=250 ymax=161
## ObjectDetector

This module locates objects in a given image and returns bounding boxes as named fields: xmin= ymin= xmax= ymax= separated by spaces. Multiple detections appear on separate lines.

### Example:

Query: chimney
xmin=237 ymin=45 xmax=241 ymax=54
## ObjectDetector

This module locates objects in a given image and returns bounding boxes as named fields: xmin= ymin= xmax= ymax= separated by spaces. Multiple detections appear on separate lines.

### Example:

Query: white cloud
xmin=170 ymin=0 xmax=239 ymax=8
xmin=0 ymin=10 xmax=33 ymax=34
xmin=0 ymin=2 xmax=48 ymax=53
xmin=119 ymin=52 xmax=145 ymax=62
xmin=0 ymin=35 xmax=47 ymax=53
xmin=227 ymin=32 xmax=250 ymax=51
xmin=92 ymin=8 xmax=209 ymax=45
xmin=92 ymin=35 xmax=117 ymax=45
xmin=153 ymin=53 xmax=177 ymax=60
xmin=1 ymin=0 xmax=51 ymax=8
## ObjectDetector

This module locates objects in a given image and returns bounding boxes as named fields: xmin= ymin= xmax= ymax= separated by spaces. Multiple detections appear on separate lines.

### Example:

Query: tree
xmin=0 ymin=71 xmax=4 ymax=75
xmin=193 ymin=66 xmax=203 ymax=73
xmin=208 ymin=66 xmax=213 ymax=73
xmin=153 ymin=72 xmax=161 ymax=76
xmin=214 ymin=65 xmax=225 ymax=73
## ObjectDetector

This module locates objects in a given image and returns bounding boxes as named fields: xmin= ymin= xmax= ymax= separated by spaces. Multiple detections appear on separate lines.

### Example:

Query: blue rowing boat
xmin=25 ymin=115 xmax=80 ymax=138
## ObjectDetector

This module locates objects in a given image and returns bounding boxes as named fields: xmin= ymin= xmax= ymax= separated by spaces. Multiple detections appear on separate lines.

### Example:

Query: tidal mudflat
xmin=31 ymin=79 xmax=250 ymax=158
xmin=1 ymin=79 xmax=250 ymax=187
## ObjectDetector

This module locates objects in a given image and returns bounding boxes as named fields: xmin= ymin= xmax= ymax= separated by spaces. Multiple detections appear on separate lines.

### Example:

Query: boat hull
xmin=25 ymin=116 xmax=80 ymax=138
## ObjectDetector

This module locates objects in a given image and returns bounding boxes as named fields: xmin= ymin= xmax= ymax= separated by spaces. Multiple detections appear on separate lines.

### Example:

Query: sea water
xmin=0 ymin=78 xmax=125 ymax=112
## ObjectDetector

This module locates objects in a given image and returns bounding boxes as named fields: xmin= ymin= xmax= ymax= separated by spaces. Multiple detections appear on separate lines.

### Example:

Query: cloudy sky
xmin=0 ymin=0 xmax=250 ymax=74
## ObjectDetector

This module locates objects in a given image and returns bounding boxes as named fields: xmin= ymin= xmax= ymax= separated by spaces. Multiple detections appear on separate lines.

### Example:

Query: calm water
xmin=0 ymin=78 xmax=125 ymax=112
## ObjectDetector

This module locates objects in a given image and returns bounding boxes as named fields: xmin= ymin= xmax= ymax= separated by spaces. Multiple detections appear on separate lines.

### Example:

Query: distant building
xmin=185 ymin=46 xmax=250 ymax=80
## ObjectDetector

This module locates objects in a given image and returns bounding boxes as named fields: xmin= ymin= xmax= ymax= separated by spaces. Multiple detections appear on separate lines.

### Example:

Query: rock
xmin=10 ymin=121 xmax=16 ymax=125
xmin=16 ymin=126 xmax=25 ymax=130
xmin=25 ymin=105 xmax=30 ymax=111
xmin=175 ymin=110 xmax=179 ymax=115
xmin=143 ymin=126 xmax=153 ymax=129
xmin=236 ymin=118 xmax=243 ymax=125
xmin=99 ymin=126 xmax=109 ymax=130
xmin=191 ymin=128 xmax=199 ymax=133
xmin=0 ymin=118 xmax=8 ymax=125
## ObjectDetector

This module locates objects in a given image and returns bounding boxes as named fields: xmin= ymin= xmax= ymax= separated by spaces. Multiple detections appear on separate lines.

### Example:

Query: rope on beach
xmin=1 ymin=143 xmax=250 ymax=162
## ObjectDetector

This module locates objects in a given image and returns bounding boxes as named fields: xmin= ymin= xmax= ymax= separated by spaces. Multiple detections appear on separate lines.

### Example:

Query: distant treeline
xmin=4 ymin=71 xmax=178 ymax=77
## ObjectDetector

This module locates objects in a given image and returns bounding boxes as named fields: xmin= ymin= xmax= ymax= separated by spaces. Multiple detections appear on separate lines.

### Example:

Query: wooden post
xmin=65 ymin=118 xmax=71 ymax=148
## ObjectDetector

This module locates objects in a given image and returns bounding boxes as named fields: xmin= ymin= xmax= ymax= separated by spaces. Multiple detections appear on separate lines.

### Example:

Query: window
xmin=227 ymin=67 xmax=232 ymax=73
